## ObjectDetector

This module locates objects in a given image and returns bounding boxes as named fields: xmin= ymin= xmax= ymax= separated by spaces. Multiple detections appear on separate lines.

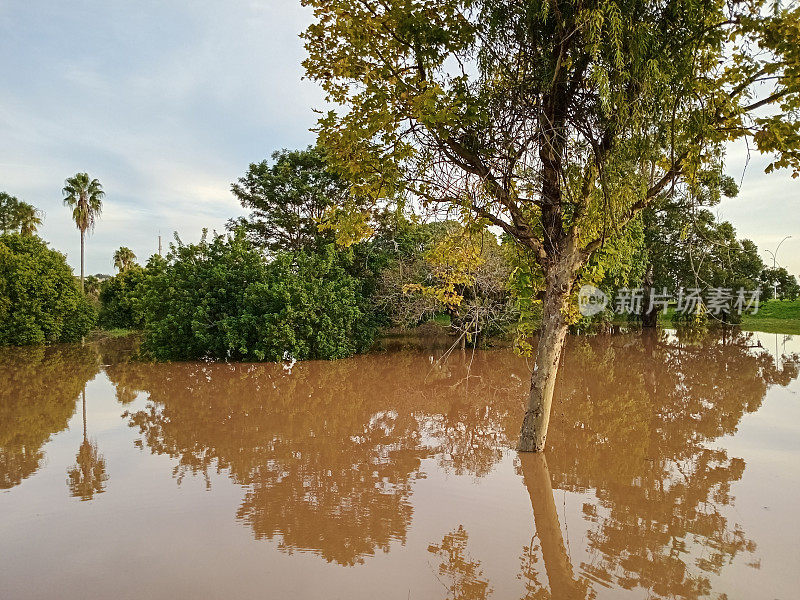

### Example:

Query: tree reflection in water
xmin=115 ymin=350 xmax=521 ymax=565
xmin=426 ymin=330 xmax=798 ymax=600
xmin=542 ymin=330 xmax=797 ymax=600
xmin=428 ymin=525 xmax=492 ymax=600
xmin=66 ymin=387 xmax=109 ymax=501
xmin=0 ymin=345 xmax=99 ymax=490
xmin=108 ymin=330 xmax=798 ymax=597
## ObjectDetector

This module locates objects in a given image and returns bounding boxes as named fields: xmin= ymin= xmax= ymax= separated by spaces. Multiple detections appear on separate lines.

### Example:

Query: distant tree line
xmin=0 ymin=149 xmax=797 ymax=352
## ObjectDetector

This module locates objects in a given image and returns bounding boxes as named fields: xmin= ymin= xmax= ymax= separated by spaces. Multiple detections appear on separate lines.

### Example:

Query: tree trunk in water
xmin=80 ymin=229 xmax=85 ymax=293
xmin=518 ymin=253 xmax=579 ymax=452
xmin=520 ymin=453 xmax=583 ymax=599
xmin=642 ymin=306 xmax=660 ymax=328
xmin=641 ymin=264 xmax=659 ymax=328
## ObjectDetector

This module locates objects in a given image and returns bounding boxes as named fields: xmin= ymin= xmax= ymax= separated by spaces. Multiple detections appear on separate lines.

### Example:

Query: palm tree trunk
xmin=80 ymin=229 xmax=85 ymax=293
xmin=82 ymin=387 xmax=87 ymax=442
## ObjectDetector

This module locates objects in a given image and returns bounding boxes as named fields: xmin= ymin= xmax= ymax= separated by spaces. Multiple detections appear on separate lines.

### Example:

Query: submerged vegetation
xmin=140 ymin=233 xmax=376 ymax=361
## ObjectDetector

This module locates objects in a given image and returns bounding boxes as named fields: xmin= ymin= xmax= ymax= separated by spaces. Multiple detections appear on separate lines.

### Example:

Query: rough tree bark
xmin=642 ymin=264 xmax=659 ymax=328
xmin=518 ymin=242 xmax=584 ymax=452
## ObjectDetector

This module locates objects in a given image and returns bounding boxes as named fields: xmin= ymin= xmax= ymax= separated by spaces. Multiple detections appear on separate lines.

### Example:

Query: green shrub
xmin=0 ymin=234 xmax=96 ymax=345
xmin=141 ymin=231 xmax=375 ymax=361
xmin=252 ymin=248 xmax=377 ymax=360
xmin=98 ymin=266 xmax=148 ymax=329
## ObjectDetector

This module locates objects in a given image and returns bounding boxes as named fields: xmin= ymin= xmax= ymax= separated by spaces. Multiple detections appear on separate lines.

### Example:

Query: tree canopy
xmin=98 ymin=265 xmax=148 ymax=330
xmin=62 ymin=173 xmax=104 ymax=234
xmin=229 ymin=147 xmax=348 ymax=253
xmin=140 ymin=231 xmax=376 ymax=361
xmin=63 ymin=172 xmax=104 ymax=292
xmin=112 ymin=246 xmax=137 ymax=272
xmin=760 ymin=266 xmax=800 ymax=300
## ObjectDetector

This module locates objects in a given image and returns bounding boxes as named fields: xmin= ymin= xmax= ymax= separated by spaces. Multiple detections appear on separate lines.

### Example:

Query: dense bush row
xmin=0 ymin=234 xmax=96 ymax=345
xmin=99 ymin=232 xmax=377 ymax=361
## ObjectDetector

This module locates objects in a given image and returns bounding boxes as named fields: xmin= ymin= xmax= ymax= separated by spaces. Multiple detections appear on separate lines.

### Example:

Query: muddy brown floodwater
xmin=1 ymin=330 xmax=799 ymax=599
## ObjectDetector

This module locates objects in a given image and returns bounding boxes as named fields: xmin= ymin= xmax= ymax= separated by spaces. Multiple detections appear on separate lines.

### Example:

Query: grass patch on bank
xmin=89 ymin=327 xmax=138 ymax=340
xmin=431 ymin=313 xmax=452 ymax=327
xmin=609 ymin=300 xmax=800 ymax=335
xmin=741 ymin=300 xmax=800 ymax=335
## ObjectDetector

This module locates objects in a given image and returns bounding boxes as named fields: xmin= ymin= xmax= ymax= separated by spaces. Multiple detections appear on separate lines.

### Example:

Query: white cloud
xmin=0 ymin=0 xmax=322 ymax=273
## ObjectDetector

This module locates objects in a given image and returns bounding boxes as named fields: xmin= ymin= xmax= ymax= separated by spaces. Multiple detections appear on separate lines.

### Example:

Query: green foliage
xmin=255 ymin=248 xmax=377 ymax=360
xmin=646 ymin=209 xmax=764 ymax=325
xmin=62 ymin=173 xmax=104 ymax=233
xmin=228 ymin=147 xmax=348 ymax=253
xmin=140 ymin=231 xmax=376 ymax=361
xmin=99 ymin=265 xmax=148 ymax=329
xmin=0 ymin=234 xmax=96 ymax=345
xmin=741 ymin=299 xmax=800 ymax=335
xmin=301 ymin=0 xmax=800 ymax=330
xmin=0 ymin=193 xmax=15 ymax=234
xmin=373 ymin=217 xmax=517 ymax=343
xmin=112 ymin=246 xmax=137 ymax=272
xmin=661 ymin=211 xmax=763 ymax=293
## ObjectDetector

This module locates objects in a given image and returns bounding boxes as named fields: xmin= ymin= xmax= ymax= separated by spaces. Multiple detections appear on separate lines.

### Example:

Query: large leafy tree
xmin=98 ymin=264 xmax=148 ymax=329
xmin=301 ymin=0 xmax=800 ymax=451
xmin=641 ymin=203 xmax=765 ymax=325
xmin=229 ymin=147 xmax=348 ymax=253
xmin=141 ymin=232 xmax=376 ymax=361
xmin=62 ymin=173 xmax=104 ymax=292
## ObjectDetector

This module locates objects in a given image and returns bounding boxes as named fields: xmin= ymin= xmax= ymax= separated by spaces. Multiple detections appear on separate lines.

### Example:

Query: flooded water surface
xmin=1 ymin=331 xmax=799 ymax=599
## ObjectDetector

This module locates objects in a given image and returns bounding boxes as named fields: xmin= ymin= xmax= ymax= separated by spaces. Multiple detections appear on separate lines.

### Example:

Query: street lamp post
xmin=765 ymin=235 xmax=792 ymax=269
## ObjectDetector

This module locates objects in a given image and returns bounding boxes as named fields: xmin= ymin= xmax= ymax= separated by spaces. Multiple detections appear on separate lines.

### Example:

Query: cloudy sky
xmin=1 ymin=0 xmax=798 ymax=276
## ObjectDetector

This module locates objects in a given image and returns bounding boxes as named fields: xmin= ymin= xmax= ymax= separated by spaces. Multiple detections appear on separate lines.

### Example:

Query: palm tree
xmin=62 ymin=173 xmax=104 ymax=292
xmin=0 ymin=192 xmax=20 ymax=234
xmin=112 ymin=246 xmax=137 ymax=272
xmin=15 ymin=202 xmax=43 ymax=236
xmin=66 ymin=386 xmax=108 ymax=501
